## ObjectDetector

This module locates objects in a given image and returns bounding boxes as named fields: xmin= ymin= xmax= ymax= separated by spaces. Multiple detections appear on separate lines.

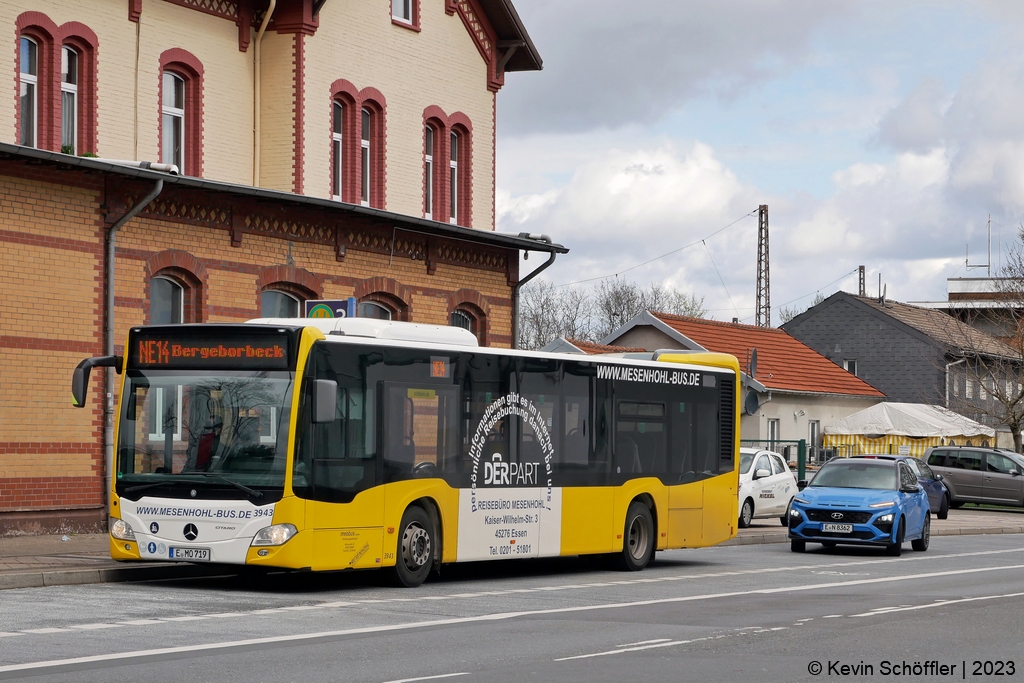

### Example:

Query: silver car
xmin=924 ymin=447 xmax=1024 ymax=508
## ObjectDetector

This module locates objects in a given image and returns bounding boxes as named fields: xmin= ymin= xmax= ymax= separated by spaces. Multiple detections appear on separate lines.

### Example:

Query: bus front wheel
xmin=617 ymin=501 xmax=654 ymax=571
xmin=389 ymin=506 xmax=434 ymax=587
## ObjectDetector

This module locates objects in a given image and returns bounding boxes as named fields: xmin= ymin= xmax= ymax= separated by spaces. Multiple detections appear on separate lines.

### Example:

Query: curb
xmin=0 ymin=563 xmax=231 ymax=590
xmin=723 ymin=525 xmax=1024 ymax=547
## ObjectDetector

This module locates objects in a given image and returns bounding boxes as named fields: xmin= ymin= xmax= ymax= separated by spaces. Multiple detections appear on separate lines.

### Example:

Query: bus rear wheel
xmin=617 ymin=501 xmax=654 ymax=571
xmin=389 ymin=506 xmax=434 ymax=587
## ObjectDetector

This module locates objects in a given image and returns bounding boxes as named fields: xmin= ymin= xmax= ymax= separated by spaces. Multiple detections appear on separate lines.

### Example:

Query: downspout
xmin=945 ymin=357 xmax=967 ymax=408
xmin=104 ymin=179 xmax=165 ymax=516
xmin=253 ymin=0 xmax=277 ymax=187
xmin=511 ymin=233 xmax=555 ymax=349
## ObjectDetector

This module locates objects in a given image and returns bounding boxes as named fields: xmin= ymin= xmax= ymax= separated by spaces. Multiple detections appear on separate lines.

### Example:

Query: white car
xmin=738 ymin=448 xmax=798 ymax=528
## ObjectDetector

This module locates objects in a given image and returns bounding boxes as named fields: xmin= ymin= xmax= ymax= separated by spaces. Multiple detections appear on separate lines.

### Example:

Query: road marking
xmin=617 ymin=638 xmax=671 ymax=647
xmin=19 ymin=628 xmax=70 ymax=634
xmin=380 ymin=674 xmax=469 ymax=683
xmin=822 ymin=615 xmax=843 ymax=618
xmin=3 ymin=562 xmax=1024 ymax=677
xmin=849 ymin=591 xmax=1024 ymax=617
xmin=9 ymin=546 xmax=1024 ymax=637
xmin=70 ymin=624 xmax=121 ymax=630
xmin=0 ymin=633 xmax=23 ymax=638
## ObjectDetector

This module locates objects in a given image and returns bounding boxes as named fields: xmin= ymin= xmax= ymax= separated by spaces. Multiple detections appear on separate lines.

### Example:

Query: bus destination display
xmin=130 ymin=333 xmax=291 ymax=370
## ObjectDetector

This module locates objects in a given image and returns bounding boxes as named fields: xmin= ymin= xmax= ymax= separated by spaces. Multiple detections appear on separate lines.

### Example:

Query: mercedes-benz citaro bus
xmin=72 ymin=318 xmax=740 ymax=587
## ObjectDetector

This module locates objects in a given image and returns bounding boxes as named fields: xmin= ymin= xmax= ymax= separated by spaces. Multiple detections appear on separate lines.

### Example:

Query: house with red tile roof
xmin=599 ymin=311 xmax=885 ymax=452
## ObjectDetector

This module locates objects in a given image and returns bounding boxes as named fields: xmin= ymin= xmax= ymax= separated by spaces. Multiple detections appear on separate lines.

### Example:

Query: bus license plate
xmin=170 ymin=547 xmax=210 ymax=561
xmin=821 ymin=523 xmax=853 ymax=533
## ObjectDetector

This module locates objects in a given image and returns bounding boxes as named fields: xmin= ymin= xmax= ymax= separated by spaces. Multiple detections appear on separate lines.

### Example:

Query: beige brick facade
xmin=0 ymin=0 xmax=548 ymax=528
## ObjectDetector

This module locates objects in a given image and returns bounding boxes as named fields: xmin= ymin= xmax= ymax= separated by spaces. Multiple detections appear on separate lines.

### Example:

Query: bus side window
xmin=561 ymin=368 xmax=590 ymax=470
xmin=671 ymin=400 xmax=696 ymax=483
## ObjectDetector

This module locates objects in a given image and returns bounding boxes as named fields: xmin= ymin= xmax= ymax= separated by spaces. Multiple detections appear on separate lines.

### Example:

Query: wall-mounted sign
xmin=305 ymin=298 xmax=357 ymax=319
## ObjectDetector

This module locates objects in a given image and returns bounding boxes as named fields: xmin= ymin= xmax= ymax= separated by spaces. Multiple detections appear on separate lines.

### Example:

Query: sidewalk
xmin=1 ymin=508 xmax=1022 ymax=590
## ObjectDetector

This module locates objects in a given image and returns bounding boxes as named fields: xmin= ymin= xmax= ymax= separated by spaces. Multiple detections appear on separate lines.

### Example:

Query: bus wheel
xmin=617 ymin=501 xmax=654 ymax=571
xmin=390 ymin=506 xmax=434 ymax=587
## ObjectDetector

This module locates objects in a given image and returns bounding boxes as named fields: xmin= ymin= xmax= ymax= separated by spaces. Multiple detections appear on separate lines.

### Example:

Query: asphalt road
xmin=1 ymin=534 xmax=1023 ymax=682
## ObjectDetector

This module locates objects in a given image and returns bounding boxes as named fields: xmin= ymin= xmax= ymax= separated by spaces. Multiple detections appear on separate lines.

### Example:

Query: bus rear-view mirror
xmin=71 ymin=356 xmax=121 ymax=408
xmin=313 ymin=379 xmax=338 ymax=423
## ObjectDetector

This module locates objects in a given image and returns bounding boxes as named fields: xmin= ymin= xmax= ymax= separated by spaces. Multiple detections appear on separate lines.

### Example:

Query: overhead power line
xmin=553 ymin=209 xmax=758 ymax=288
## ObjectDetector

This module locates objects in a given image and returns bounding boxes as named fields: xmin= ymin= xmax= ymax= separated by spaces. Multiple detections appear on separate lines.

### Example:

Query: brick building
xmin=0 ymin=0 xmax=564 ymax=532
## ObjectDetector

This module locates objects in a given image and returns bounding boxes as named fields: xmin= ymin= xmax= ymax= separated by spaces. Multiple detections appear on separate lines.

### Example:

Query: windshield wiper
xmin=198 ymin=473 xmax=263 ymax=499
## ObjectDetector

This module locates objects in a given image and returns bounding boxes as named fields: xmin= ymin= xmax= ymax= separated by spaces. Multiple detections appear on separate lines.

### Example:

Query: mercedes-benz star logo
xmin=831 ymin=512 xmax=844 ymax=520
xmin=183 ymin=524 xmax=199 ymax=541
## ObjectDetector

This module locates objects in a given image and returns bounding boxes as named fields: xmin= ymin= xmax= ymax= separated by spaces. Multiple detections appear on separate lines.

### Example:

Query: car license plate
xmin=169 ymin=547 xmax=210 ymax=561
xmin=821 ymin=523 xmax=853 ymax=533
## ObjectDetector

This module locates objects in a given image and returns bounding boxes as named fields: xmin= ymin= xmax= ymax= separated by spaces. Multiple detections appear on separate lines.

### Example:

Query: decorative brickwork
xmin=144 ymin=249 xmax=209 ymax=323
xmin=257 ymin=264 xmax=323 ymax=299
xmin=163 ymin=0 xmax=240 ymax=21
xmin=355 ymin=276 xmax=413 ymax=320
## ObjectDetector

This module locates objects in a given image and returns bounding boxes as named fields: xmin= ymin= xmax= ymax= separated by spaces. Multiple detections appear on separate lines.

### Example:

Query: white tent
xmin=824 ymin=402 xmax=994 ymax=438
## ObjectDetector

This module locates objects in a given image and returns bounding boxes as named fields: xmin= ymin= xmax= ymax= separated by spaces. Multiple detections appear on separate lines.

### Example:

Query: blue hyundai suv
xmin=788 ymin=458 xmax=931 ymax=556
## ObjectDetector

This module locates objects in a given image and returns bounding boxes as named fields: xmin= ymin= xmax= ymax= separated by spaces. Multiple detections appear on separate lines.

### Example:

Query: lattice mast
xmin=754 ymin=204 xmax=770 ymax=327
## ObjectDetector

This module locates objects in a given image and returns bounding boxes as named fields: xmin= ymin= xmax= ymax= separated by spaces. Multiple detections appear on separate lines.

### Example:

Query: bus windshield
xmin=116 ymin=369 xmax=294 ymax=496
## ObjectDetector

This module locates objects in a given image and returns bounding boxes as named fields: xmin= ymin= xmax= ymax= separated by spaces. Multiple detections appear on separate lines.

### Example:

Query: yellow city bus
xmin=72 ymin=318 xmax=740 ymax=586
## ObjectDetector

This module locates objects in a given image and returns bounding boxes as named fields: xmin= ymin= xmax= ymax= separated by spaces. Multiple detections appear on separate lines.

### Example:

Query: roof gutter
xmin=104 ymin=178 xmax=165 ymax=517
xmin=512 ymin=233 xmax=556 ymax=349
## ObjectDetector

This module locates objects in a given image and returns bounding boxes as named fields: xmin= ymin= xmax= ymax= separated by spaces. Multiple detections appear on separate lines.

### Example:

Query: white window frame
xmin=332 ymin=100 xmax=343 ymax=200
xmin=965 ymin=377 xmax=974 ymax=399
xmin=358 ymin=301 xmax=392 ymax=320
xmin=424 ymin=126 xmax=434 ymax=219
xmin=843 ymin=359 xmax=857 ymax=376
xmin=61 ymin=46 xmax=78 ymax=155
xmin=449 ymin=131 xmax=458 ymax=224
xmin=361 ymin=108 xmax=371 ymax=207
xmin=392 ymin=0 xmax=413 ymax=23
xmin=19 ymin=37 xmax=38 ymax=148
xmin=162 ymin=71 xmax=186 ymax=170
xmin=261 ymin=289 xmax=300 ymax=318
xmin=260 ymin=406 xmax=278 ymax=445
xmin=767 ymin=418 xmax=780 ymax=445
xmin=151 ymin=275 xmax=185 ymax=325
xmin=148 ymin=385 xmax=184 ymax=442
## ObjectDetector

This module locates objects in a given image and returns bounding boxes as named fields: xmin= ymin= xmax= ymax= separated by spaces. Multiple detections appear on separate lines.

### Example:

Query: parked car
xmin=788 ymin=458 xmax=930 ymax=556
xmin=738 ymin=448 xmax=798 ymax=528
xmin=924 ymin=446 xmax=1024 ymax=508
xmin=851 ymin=455 xmax=949 ymax=519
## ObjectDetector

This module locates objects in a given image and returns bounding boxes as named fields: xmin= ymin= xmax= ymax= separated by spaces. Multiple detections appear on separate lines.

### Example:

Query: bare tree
xmin=779 ymin=292 xmax=827 ymax=325
xmin=517 ymin=278 xmax=705 ymax=349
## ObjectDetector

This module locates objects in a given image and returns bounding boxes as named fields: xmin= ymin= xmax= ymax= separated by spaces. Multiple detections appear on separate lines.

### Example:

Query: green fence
xmin=741 ymin=439 xmax=808 ymax=480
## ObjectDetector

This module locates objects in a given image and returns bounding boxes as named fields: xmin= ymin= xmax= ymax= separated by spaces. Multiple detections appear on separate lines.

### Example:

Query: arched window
xmin=261 ymin=290 xmax=300 ymax=318
xmin=449 ymin=130 xmax=459 ymax=224
xmin=360 ymin=108 xmax=372 ymax=206
xmin=424 ymin=125 xmax=435 ymax=219
xmin=159 ymin=49 xmax=203 ymax=176
xmin=358 ymin=301 xmax=393 ymax=320
xmin=332 ymin=100 xmax=344 ymax=200
xmin=162 ymin=71 xmax=185 ymax=169
xmin=60 ymin=46 xmax=77 ymax=154
xmin=450 ymin=309 xmax=472 ymax=331
xmin=150 ymin=276 xmax=184 ymax=325
xmin=19 ymin=37 xmax=38 ymax=147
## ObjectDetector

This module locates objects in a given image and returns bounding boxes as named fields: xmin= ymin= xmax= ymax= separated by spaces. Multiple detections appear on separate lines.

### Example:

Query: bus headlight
xmin=251 ymin=524 xmax=297 ymax=547
xmin=109 ymin=517 xmax=136 ymax=541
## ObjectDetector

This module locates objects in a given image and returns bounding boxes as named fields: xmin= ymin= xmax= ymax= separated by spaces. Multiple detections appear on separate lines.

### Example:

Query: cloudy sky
xmin=494 ymin=0 xmax=1024 ymax=325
